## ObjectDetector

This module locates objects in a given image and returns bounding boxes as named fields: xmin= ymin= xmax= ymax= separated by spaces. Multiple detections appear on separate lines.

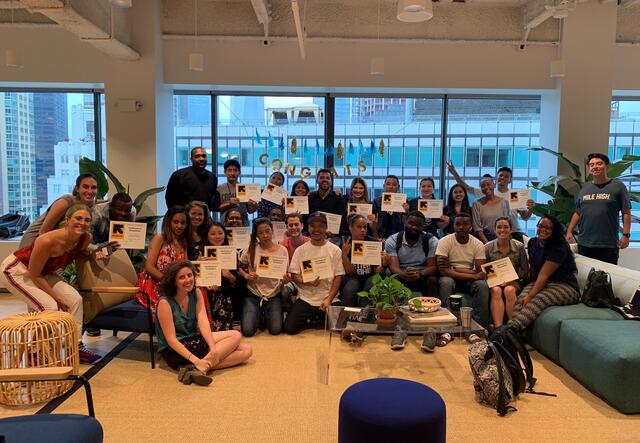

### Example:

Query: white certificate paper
xmin=256 ymin=254 xmax=289 ymax=279
xmin=192 ymin=261 xmax=221 ymax=287
xmin=482 ymin=257 xmax=519 ymax=288
xmin=418 ymin=199 xmax=443 ymax=218
xmin=236 ymin=183 xmax=261 ymax=202
xmin=272 ymin=221 xmax=287 ymax=243
xmin=507 ymin=189 xmax=531 ymax=210
xmin=261 ymin=183 xmax=287 ymax=205
xmin=300 ymin=257 xmax=333 ymax=282
xmin=351 ymin=240 xmax=382 ymax=266
xmin=203 ymin=246 xmax=237 ymax=270
xmin=226 ymin=227 xmax=251 ymax=250
xmin=108 ymin=221 xmax=147 ymax=250
xmin=381 ymin=193 xmax=407 ymax=213
xmin=284 ymin=196 xmax=309 ymax=214
xmin=319 ymin=211 xmax=342 ymax=234
xmin=347 ymin=203 xmax=373 ymax=217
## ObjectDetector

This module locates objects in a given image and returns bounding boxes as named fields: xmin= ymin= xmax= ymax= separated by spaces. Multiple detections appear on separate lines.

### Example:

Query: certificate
xmin=507 ymin=189 xmax=531 ymax=210
xmin=192 ymin=261 xmax=221 ymax=287
xmin=300 ymin=257 xmax=333 ymax=282
xmin=108 ymin=221 xmax=147 ymax=249
xmin=203 ymin=246 xmax=237 ymax=270
xmin=381 ymin=193 xmax=407 ymax=213
xmin=236 ymin=183 xmax=261 ymax=202
xmin=351 ymin=240 xmax=382 ymax=266
xmin=417 ymin=199 xmax=443 ymax=218
xmin=272 ymin=221 xmax=287 ymax=243
xmin=261 ymin=183 xmax=287 ymax=205
xmin=226 ymin=227 xmax=251 ymax=250
xmin=347 ymin=203 xmax=373 ymax=217
xmin=481 ymin=257 xmax=519 ymax=288
xmin=256 ymin=254 xmax=289 ymax=279
xmin=284 ymin=196 xmax=309 ymax=214
xmin=319 ymin=211 xmax=342 ymax=234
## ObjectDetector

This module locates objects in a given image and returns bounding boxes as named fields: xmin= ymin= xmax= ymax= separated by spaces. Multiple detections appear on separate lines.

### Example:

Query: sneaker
xmin=187 ymin=369 xmax=213 ymax=386
xmin=390 ymin=331 xmax=407 ymax=351
xmin=421 ymin=329 xmax=436 ymax=353
xmin=78 ymin=343 xmax=102 ymax=364
xmin=86 ymin=328 xmax=101 ymax=337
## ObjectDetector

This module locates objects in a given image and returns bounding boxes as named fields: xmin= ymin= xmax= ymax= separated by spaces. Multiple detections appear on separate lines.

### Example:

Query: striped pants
xmin=509 ymin=281 xmax=580 ymax=331
xmin=0 ymin=255 xmax=83 ymax=337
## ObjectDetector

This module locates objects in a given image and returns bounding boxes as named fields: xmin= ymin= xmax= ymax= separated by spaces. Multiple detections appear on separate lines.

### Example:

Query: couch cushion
xmin=559 ymin=319 xmax=640 ymax=414
xmin=0 ymin=414 xmax=103 ymax=443
xmin=527 ymin=303 xmax=622 ymax=363
xmin=85 ymin=300 xmax=152 ymax=334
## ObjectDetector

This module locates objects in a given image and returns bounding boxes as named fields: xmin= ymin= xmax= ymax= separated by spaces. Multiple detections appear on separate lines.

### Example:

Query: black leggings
xmin=160 ymin=335 xmax=209 ymax=370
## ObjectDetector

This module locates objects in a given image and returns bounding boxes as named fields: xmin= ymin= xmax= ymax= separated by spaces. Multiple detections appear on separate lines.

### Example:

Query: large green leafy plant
xmin=79 ymin=157 xmax=165 ymax=271
xmin=528 ymin=147 xmax=640 ymax=230
xmin=357 ymin=274 xmax=412 ymax=311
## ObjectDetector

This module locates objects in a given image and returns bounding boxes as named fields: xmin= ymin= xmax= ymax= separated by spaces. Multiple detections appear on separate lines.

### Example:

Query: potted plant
xmin=357 ymin=274 xmax=412 ymax=328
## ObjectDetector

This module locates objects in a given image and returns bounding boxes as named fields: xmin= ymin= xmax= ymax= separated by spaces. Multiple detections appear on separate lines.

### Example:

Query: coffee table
xmin=321 ymin=306 xmax=487 ymax=384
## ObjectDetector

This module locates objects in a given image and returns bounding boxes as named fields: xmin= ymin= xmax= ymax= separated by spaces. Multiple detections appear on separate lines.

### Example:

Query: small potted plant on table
xmin=357 ymin=274 xmax=411 ymax=328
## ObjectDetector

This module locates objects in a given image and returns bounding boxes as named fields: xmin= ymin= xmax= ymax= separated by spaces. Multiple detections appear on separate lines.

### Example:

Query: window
xmin=0 ymin=91 xmax=104 ymax=222
xmin=173 ymin=94 xmax=212 ymax=170
xmin=610 ymin=98 xmax=640 ymax=241
xmin=217 ymin=95 xmax=325 ymax=194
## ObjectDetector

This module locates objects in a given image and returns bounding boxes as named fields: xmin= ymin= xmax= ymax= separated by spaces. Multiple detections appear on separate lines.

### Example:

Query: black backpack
xmin=0 ymin=213 xmax=30 ymax=239
xmin=469 ymin=325 xmax=556 ymax=416
xmin=394 ymin=231 xmax=433 ymax=257
xmin=582 ymin=268 xmax=621 ymax=308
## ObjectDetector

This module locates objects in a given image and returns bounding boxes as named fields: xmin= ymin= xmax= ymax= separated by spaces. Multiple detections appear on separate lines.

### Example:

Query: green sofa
xmin=526 ymin=255 xmax=640 ymax=414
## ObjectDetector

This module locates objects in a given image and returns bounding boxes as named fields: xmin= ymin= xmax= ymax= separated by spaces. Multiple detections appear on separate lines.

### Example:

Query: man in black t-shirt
xmin=165 ymin=147 xmax=219 ymax=212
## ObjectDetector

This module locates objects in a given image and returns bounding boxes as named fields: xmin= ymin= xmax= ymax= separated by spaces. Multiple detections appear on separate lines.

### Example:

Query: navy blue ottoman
xmin=0 ymin=414 xmax=103 ymax=443
xmin=338 ymin=378 xmax=446 ymax=443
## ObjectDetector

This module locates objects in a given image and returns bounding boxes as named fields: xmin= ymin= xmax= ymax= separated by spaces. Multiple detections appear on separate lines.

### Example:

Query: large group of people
xmin=0 ymin=146 xmax=631 ymax=383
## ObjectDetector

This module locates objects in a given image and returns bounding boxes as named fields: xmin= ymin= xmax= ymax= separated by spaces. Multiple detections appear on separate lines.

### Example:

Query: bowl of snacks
xmin=408 ymin=296 xmax=441 ymax=313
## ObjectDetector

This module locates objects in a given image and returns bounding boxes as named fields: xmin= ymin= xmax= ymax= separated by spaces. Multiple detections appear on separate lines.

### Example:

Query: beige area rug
xmin=1 ymin=329 xmax=633 ymax=443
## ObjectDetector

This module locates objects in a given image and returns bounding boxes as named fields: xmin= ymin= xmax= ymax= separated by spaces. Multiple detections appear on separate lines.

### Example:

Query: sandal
xmin=436 ymin=333 xmax=453 ymax=347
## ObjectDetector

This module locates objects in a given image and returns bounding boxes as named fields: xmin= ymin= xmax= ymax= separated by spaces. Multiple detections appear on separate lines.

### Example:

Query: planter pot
xmin=376 ymin=308 xmax=397 ymax=328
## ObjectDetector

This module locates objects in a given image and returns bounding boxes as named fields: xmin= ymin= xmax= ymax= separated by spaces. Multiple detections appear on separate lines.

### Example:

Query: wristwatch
xmin=622 ymin=233 xmax=631 ymax=238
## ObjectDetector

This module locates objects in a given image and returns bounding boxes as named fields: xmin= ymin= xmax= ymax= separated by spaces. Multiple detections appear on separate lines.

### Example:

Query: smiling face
xmin=268 ymin=207 xmax=284 ymax=222
xmin=317 ymin=172 xmax=332 ymax=192
xmin=225 ymin=210 xmax=243 ymax=227
xmin=207 ymin=225 xmax=226 ymax=246
xmin=191 ymin=148 xmax=207 ymax=172
xmin=588 ymin=157 xmax=608 ymax=180
xmin=536 ymin=217 xmax=554 ymax=241
xmin=494 ymin=218 xmax=512 ymax=240
xmin=294 ymin=182 xmax=308 ymax=196
xmin=270 ymin=173 xmax=284 ymax=187
xmin=188 ymin=205 xmax=205 ymax=228
xmin=349 ymin=216 xmax=368 ymax=240
xmin=76 ymin=178 xmax=98 ymax=205
xmin=286 ymin=215 xmax=302 ymax=237
xmin=66 ymin=209 xmax=91 ymax=236
xmin=420 ymin=180 xmax=434 ymax=199
xmin=109 ymin=199 xmax=132 ymax=222
xmin=497 ymin=170 xmax=512 ymax=188
xmin=308 ymin=219 xmax=327 ymax=243
xmin=175 ymin=266 xmax=195 ymax=293
xmin=351 ymin=182 xmax=365 ymax=200
xmin=383 ymin=177 xmax=399 ymax=193
xmin=171 ymin=213 xmax=187 ymax=237
xmin=480 ymin=178 xmax=495 ymax=197
xmin=225 ymin=165 xmax=240 ymax=184
xmin=452 ymin=185 xmax=465 ymax=203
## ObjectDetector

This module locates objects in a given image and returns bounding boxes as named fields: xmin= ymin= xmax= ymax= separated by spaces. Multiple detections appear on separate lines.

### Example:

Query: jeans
xmin=438 ymin=276 xmax=490 ymax=329
xmin=341 ymin=275 xmax=375 ymax=308
xmin=241 ymin=292 xmax=283 ymax=337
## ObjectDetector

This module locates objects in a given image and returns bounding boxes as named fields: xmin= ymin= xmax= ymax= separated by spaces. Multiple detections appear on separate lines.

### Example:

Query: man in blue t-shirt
xmin=566 ymin=153 xmax=631 ymax=265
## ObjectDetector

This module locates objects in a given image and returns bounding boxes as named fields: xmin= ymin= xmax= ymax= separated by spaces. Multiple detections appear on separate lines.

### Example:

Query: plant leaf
xmin=528 ymin=147 xmax=581 ymax=179
xmin=133 ymin=186 xmax=166 ymax=213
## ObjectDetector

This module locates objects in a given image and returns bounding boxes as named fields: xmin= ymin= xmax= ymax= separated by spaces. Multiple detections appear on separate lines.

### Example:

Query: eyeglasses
xmin=537 ymin=224 xmax=553 ymax=231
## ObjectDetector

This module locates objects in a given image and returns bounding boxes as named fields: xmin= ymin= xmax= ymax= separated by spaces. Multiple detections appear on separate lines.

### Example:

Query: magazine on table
xmin=613 ymin=285 xmax=640 ymax=320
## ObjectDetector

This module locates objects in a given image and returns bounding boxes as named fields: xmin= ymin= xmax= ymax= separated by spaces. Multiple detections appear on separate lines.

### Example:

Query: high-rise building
xmin=229 ymin=96 xmax=264 ymax=125
xmin=0 ymin=92 xmax=37 ymax=221
xmin=34 ymin=93 xmax=68 ymax=210
xmin=174 ymin=95 xmax=210 ymax=126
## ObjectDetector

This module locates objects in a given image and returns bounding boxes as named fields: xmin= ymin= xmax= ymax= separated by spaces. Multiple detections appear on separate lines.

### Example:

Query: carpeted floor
xmin=1 ymin=294 xmax=639 ymax=442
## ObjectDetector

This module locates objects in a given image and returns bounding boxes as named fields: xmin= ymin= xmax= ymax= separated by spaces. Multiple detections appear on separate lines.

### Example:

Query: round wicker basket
xmin=0 ymin=311 xmax=79 ymax=406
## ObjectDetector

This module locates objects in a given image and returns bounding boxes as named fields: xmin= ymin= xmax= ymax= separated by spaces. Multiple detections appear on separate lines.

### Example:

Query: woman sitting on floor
xmin=238 ymin=218 xmax=289 ymax=337
xmin=1 ymin=204 xmax=101 ymax=364
xmin=508 ymin=214 xmax=580 ymax=332
xmin=484 ymin=217 xmax=528 ymax=328
xmin=156 ymin=260 xmax=252 ymax=385
xmin=135 ymin=206 xmax=189 ymax=310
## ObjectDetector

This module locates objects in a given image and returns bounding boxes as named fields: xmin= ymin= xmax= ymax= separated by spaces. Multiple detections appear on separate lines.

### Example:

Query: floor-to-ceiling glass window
xmin=173 ymin=93 xmax=212 ymax=170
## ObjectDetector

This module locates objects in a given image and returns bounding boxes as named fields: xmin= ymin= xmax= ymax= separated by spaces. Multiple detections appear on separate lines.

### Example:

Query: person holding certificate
xmin=217 ymin=159 xmax=257 ymax=225
xmin=238 ymin=218 xmax=290 ymax=337
xmin=222 ymin=207 xmax=245 ymax=228
xmin=135 ymin=206 xmax=188 ymax=311
xmin=307 ymin=169 xmax=346 ymax=239
xmin=285 ymin=212 xmax=345 ymax=335
xmin=408 ymin=178 xmax=448 ymax=237
xmin=186 ymin=201 xmax=212 ymax=261
xmin=508 ymin=215 xmax=580 ymax=332
xmin=342 ymin=178 xmax=378 ymax=236
xmin=484 ymin=217 xmax=528 ymax=328
xmin=156 ymin=260 xmax=252 ymax=385
xmin=258 ymin=171 xmax=286 ymax=219
xmin=201 ymin=222 xmax=238 ymax=332
xmin=340 ymin=214 xmax=388 ymax=307
xmin=471 ymin=176 xmax=524 ymax=244
xmin=442 ymin=184 xmax=472 ymax=236
xmin=373 ymin=175 xmax=409 ymax=240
